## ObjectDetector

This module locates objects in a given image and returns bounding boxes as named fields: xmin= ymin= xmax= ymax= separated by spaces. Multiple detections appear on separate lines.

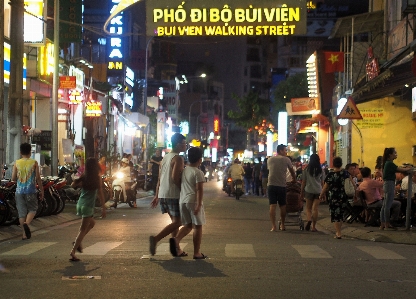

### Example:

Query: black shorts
xmin=268 ymin=185 xmax=286 ymax=206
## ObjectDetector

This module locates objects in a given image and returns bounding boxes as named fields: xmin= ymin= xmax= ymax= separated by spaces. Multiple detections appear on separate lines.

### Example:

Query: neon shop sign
xmin=108 ymin=0 xmax=124 ymax=71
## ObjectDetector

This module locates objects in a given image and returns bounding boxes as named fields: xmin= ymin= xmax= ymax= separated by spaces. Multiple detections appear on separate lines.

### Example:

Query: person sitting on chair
xmin=358 ymin=167 xmax=401 ymax=226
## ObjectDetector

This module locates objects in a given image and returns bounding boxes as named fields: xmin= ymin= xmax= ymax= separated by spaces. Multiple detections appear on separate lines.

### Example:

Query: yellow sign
xmin=337 ymin=97 xmax=363 ymax=120
xmin=146 ymin=0 xmax=307 ymax=36
xmin=108 ymin=61 xmax=123 ymax=70
xmin=356 ymin=108 xmax=384 ymax=129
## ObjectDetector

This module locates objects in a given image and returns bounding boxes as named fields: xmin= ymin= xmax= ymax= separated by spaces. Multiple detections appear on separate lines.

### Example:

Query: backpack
xmin=344 ymin=174 xmax=356 ymax=197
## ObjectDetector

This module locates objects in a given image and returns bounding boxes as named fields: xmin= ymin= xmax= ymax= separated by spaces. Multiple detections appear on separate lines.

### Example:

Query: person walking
xmin=300 ymin=154 xmax=324 ymax=232
xmin=11 ymin=143 xmax=44 ymax=240
xmin=150 ymin=149 xmax=163 ymax=193
xmin=252 ymin=159 xmax=262 ymax=196
xmin=260 ymin=158 xmax=268 ymax=197
xmin=268 ymin=145 xmax=297 ymax=231
xmin=319 ymin=156 xmax=352 ymax=239
xmin=149 ymin=133 xmax=187 ymax=256
xmin=170 ymin=147 xmax=207 ymax=259
xmin=69 ymin=157 xmax=106 ymax=261
xmin=243 ymin=162 xmax=253 ymax=195
xmin=381 ymin=147 xmax=411 ymax=230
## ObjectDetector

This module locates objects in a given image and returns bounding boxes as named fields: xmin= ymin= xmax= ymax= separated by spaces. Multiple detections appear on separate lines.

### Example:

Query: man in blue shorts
xmin=149 ymin=133 xmax=187 ymax=256
xmin=268 ymin=144 xmax=297 ymax=231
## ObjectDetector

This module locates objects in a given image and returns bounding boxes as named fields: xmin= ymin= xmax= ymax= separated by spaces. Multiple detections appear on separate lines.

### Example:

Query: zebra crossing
xmin=0 ymin=241 xmax=407 ymax=260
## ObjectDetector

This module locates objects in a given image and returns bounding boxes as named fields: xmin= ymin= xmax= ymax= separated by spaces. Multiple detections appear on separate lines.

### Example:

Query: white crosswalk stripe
xmin=1 ymin=242 xmax=57 ymax=256
xmin=225 ymin=244 xmax=256 ymax=257
xmin=155 ymin=242 xmax=188 ymax=256
xmin=0 ymin=241 xmax=410 ymax=260
xmin=82 ymin=241 xmax=123 ymax=255
xmin=292 ymin=245 xmax=332 ymax=259
xmin=356 ymin=246 xmax=406 ymax=260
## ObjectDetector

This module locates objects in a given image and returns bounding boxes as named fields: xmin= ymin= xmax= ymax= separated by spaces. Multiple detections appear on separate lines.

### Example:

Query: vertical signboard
xmin=59 ymin=0 xmax=82 ymax=42
xmin=107 ymin=0 xmax=125 ymax=77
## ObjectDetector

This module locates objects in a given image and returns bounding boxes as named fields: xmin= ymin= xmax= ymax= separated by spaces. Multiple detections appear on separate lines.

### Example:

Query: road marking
xmin=225 ymin=244 xmax=256 ymax=257
xmin=1 ymin=242 xmax=57 ymax=255
xmin=292 ymin=245 xmax=332 ymax=258
xmin=357 ymin=246 xmax=405 ymax=260
xmin=82 ymin=241 xmax=123 ymax=255
xmin=155 ymin=242 xmax=188 ymax=256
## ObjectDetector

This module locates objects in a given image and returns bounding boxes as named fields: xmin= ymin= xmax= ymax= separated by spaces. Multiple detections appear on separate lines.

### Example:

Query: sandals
xmin=193 ymin=253 xmax=208 ymax=259
xmin=305 ymin=221 xmax=312 ymax=231
xmin=176 ymin=251 xmax=188 ymax=257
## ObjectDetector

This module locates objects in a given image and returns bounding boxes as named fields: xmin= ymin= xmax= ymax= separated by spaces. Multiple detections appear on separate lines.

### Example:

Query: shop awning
xmin=351 ymin=54 xmax=416 ymax=103
xmin=329 ymin=10 xmax=384 ymax=39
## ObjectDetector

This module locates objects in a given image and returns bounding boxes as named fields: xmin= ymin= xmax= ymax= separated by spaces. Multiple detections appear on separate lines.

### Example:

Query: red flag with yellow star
xmin=324 ymin=52 xmax=344 ymax=73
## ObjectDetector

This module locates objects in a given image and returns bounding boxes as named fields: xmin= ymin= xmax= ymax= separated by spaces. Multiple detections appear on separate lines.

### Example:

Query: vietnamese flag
xmin=324 ymin=52 xmax=344 ymax=73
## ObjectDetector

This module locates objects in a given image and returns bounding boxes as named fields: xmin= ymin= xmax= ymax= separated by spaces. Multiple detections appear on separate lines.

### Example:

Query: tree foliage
xmin=227 ymin=91 xmax=272 ymax=130
xmin=271 ymin=72 xmax=309 ymax=120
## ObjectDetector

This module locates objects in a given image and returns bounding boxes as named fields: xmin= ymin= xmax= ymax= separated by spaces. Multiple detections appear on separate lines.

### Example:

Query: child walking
xmin=69 ymin=157 xmax=106 ymax=261
xmin=170 ymin=147 xmax=207 ymax=259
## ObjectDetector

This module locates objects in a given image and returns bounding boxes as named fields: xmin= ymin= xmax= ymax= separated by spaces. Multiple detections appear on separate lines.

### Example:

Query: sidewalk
xmin=316 ymin=202 xmax=416 ymax=245
xmin=0 ymin=190 xmax=154 ymax=242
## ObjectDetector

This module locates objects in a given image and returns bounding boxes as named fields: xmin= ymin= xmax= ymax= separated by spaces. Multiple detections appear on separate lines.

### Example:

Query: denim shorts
xmin=160 ymin=198 xmax=180 ymax=217
xmin=15 ymin=193 xmax=38 ymax=218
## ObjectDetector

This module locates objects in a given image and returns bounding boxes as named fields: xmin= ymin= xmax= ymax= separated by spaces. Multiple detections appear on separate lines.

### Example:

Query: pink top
xmin=357 ymin=178 xmax=383 ymax=204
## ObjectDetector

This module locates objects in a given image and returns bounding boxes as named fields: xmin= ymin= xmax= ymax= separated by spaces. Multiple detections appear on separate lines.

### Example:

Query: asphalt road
xmin=1 ymin=180 xmax=416 ymax=299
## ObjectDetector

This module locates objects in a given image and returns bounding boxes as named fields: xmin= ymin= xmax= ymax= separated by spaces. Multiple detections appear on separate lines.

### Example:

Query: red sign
xmin=59 ymin=76 xmax=76 ymax=89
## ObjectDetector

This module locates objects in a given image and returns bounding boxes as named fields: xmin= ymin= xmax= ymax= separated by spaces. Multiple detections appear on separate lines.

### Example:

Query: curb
xmin=317 ymin=217 xmax=416 ymax=245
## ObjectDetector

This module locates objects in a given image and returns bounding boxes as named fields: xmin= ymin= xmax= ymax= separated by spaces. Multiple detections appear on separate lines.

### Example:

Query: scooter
xmin=233 ymin=179 xmax=244 ymax=200
xmin=112 ymin=171 xmax=136 ymax=208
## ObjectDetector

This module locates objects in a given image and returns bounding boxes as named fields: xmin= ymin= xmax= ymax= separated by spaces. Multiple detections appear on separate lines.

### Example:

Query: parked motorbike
xmin=57 ymin=165 xmax=80 ymax=202
xmin=96 ymin=175 xmax=112 ymax=207
xmin=112 ymin=171 xmax=136 ymax=208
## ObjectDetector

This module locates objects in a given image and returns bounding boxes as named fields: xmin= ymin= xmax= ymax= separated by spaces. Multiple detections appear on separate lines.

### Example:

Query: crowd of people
xmin=11 ymin=136 xmax=414 ymax=262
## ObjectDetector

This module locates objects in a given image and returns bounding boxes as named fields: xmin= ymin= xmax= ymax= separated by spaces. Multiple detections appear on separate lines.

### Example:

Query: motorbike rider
xmin=228 ymin=158 xmax=245 ymax=182
xmin=113 ymin=157 xmax=137 ymax=207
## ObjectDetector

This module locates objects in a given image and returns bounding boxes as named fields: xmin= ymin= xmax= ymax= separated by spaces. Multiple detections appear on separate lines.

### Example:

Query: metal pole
xmin=405 ymin=171 xmax=413 ymax=230
xmin=51 ymin=0 xmax=60 ymax=176
xmin=0 ymin=0 xmax=4 ymax=176
xmin=7 ymin=0 xmax=24 ymax=168
xmin=143 ymin=36 xmax=154 ymax=185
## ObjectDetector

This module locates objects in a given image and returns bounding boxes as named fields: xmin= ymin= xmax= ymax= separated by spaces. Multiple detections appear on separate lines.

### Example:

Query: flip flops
xmin=169 ymin=238 xmax=177 ymax=257
xmin=305 ymin=221 xmax=312 ymax=231
xmin=149 ymin=236 xmax=156 ymax=256
xmin=23 ymin=223 xmax=31 ymax=239
xmin=193 ymin=253 xmax=208 ymax=259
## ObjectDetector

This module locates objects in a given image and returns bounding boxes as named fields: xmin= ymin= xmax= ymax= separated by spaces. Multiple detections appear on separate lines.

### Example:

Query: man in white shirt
xmin=268 ymin=144 xmax=297 ymax=231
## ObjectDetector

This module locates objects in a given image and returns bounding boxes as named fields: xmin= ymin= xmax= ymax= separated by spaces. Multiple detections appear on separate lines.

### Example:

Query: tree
xmin=271 ymin=71 xmax=308 ymax=123
xmin=227 ymin=91 xmax=272 ymax=149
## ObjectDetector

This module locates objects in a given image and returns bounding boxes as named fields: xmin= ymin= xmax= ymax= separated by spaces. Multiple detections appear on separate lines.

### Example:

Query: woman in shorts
xmin=69 ymin=157 xmax=106 ymax=261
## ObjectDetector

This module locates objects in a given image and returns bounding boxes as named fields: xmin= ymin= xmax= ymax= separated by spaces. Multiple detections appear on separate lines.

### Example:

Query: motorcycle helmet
xmin=121 ymin=158 xmax=129 ymax=164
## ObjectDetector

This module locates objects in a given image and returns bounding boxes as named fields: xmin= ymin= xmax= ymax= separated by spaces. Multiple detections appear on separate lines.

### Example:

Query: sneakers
xmin=245 ymin=193 xmax=249 ymax=196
